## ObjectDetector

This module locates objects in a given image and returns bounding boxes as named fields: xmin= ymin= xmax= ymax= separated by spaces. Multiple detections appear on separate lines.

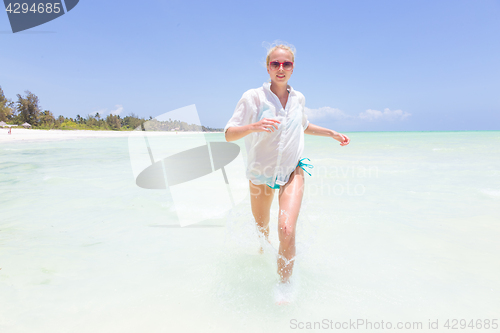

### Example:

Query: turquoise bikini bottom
xmin=266 ymin=158 xmax=313 ymax=190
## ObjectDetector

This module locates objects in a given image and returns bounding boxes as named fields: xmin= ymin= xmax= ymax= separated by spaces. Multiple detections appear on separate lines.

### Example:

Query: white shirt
xmin=224 ymin=82 xmax=309 ymax=187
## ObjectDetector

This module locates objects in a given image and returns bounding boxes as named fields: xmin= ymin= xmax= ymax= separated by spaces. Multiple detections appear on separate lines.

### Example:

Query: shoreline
xmin=0 ymin=128 xmax=223 ymax=143
xmin=1 ymin=128 xmax=497 ymax=143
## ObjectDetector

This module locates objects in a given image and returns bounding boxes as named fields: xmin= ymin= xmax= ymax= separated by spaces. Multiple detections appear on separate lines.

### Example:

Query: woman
xmin=224 ymin=43 xmax=350 ymax=284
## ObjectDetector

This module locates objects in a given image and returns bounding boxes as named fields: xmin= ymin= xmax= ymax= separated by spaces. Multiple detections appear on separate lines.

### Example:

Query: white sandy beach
xmin=0 ymin=128 xmax=216 ymax=142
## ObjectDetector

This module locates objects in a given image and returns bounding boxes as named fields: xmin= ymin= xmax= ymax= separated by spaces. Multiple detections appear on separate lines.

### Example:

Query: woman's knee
xmin=278 ymin=220 xmax=296 ymax=241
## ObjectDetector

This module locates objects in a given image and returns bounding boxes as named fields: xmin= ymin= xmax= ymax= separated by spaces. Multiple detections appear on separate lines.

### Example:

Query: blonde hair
xmin=264 ymin=41 xmax=296 ymax=66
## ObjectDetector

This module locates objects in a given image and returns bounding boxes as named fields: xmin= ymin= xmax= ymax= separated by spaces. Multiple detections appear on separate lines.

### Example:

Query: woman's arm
xmin=225 ymin=124 xmax=254 ymax=142
xmin=304 ymin=123 xmax=350 ymax=146
xmin=225 ymin=118 xmax=281 ymax=142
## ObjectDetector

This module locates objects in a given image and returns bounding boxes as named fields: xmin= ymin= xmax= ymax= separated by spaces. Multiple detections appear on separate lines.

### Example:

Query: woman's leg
xmin=277 ymin=166 xmax=305 ymax=283
xmin=249 ymin=180 xmax=275 ymax=248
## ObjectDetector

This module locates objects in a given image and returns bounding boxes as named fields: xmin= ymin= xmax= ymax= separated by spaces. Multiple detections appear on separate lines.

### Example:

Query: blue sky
xmin=1 ymin=0 xmax=499 ymax=131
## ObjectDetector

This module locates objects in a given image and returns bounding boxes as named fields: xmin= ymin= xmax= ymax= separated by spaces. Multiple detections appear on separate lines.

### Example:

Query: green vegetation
xmin=0 ymin=86 xmax=14 ymax=122
xmin=0 ymin=85 xmax=223 ymax=132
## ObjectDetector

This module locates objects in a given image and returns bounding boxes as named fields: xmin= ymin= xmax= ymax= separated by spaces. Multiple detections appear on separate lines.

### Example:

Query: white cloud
xmin=89 ymin=104 xmax=124 ymax=117
xmin=110 ymin=104 xmax=124 ymax=116
xmin=304 ymin=106 xmax=410 ymax=123
xmin=304 ymin=106 xmax=351 ymax=121
xmin=358 ymin=108 xmax=411 ymax=121
xmin=89 ymin=109 xmax=106 ymax=117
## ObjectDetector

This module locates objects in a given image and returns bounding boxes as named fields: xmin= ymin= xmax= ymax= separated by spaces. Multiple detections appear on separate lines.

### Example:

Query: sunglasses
xmin=268 ymin=61 xmax=294 ymax=71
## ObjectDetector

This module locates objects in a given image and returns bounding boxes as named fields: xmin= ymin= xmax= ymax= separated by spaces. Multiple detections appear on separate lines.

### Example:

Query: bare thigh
xmin=278 ymin=166 xmax=305 ymax=238
xmin=249 ymin=181 xmax=275 ymax=228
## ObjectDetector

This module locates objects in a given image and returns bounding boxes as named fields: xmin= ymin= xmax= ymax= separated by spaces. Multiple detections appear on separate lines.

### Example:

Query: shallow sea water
xmin=1 ymin=131 xmax=499 ymax=332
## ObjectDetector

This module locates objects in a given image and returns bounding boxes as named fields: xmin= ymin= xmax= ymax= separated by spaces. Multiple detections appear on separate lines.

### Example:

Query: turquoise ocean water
xmin=1 ymin=131 xmax=499 ymax=332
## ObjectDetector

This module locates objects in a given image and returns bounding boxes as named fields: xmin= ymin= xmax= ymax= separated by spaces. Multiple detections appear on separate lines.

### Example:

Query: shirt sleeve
xmin=224 ymin=90 xmax=257 ymax=133
xmin=300 ymin=93 xmax=309 ymax=130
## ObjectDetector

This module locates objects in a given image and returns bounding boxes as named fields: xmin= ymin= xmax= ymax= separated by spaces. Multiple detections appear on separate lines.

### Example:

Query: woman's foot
xmin=273 ymin=281 xmax=295 ymax=305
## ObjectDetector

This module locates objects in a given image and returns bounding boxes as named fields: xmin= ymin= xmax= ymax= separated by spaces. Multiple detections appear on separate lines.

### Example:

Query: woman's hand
xmin=332 ymin=131 xmax=350 ymax=146
xmin=304 ymin=123 xmax=350 ymax=146
xmin=252 ymin=118 xmax=281 ymax=133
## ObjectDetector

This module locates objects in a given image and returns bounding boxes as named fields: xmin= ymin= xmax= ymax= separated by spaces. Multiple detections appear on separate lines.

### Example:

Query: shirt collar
xmin=263 ymin=82 xmax=295 ymax=96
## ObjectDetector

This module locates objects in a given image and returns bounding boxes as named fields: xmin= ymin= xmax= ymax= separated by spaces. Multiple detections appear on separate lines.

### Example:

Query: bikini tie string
xmin=298 ymin=158 xmax=313 ymax=176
